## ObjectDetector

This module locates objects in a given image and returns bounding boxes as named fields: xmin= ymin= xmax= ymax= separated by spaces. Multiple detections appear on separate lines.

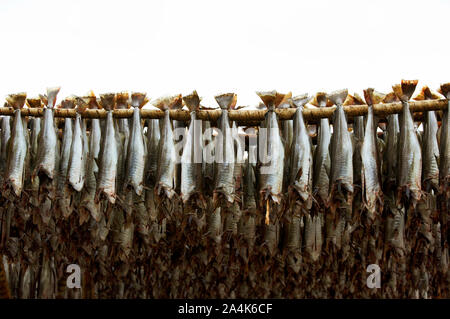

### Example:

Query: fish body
xmin=146 ymin=118 xmax=160 ymax=187
xmin=0 ymin=116 xmax=11 ymax=182
xmin=362 ymin=89 xmax=384 ymax=220
xmin=329 ymin=89 xmax=353 ymax=204
xmin=438 ymin=84 xmax=450 ymax=193
xmin=181 ymin=91 xmax=203 ymax=203
xmin=96 ymin=94 xmax=119 ymax=203
xmin=33 ymin=87 xmax=60 ymax=180
xmin=393 ymin=80 xmax=422 ymax=206
xmin=124 ymin=93 xmax=148 ymax=196
xmin=154 ymin=95 xmax=181 ymax=198
xmin=213 ymin=93 xmax=236 ymax=205
xmin=312 ymin=93 xmax=332 ymax=205
xmin=257 ymin=91 xmax=287 ymax=204
xmin=68 ymin=112 xmax=86 ymax=192
xmin=289 ymin=94 xmax=313 ymax=204
xmin=4 ymin=93 xmax=27 ymax=196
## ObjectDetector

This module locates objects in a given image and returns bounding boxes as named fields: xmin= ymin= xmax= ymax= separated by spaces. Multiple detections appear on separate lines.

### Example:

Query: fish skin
xmin=288 ymin=94 xmax=313 ymax=205
xmin=56 ymin=98 xmax=74 ymax=215
xmin=33 ymin=87 xmax=60 ymax=181
xmin=145 ymin=117 xmax=160 ymax=187
xmin=96 ymin=94 xmax=119 ymax=204
xmin=393 ymin=80 xmax=422 ymax=206
xmin=312 ymin=93 xmax=332 ymax=205
xmin=438 ymin=84 xmax=450 ymax=193
xmin=279 ymin=99 xmax=293 ymax=192
xmin=213 ymin=93 xmax=236 ymax=206
xmin=67 ymin=111 xmax=86 ymax=192
xmin=154 ymin=95 xmax=181 ymax=198
xmin=0 ymin=116 xmax=11 ymax=182
xmin=362 ymin=89 xmax=383 ymax=220
xmin=257 ymin=90 xmax=287 ymax=204
xmin=414 ymin=88 xmax=440 ymax=192
xmin=124 ymin=93 xmax=148 ymax=196
xmin=4 ymin=93 xmax=27 ymax=196
xmin=181 ymin=91 xmax=204 ymax=203
xmin=328 ymin=89 xmax=353 ymax=205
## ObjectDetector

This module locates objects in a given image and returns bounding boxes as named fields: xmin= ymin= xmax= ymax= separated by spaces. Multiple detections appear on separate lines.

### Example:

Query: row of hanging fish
xmin=0 ymin=81 xmax=449 ymax=299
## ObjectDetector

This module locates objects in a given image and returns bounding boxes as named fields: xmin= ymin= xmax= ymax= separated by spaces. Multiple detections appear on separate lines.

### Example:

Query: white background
xmin=0 ymin=0 xmax=449 ymax=107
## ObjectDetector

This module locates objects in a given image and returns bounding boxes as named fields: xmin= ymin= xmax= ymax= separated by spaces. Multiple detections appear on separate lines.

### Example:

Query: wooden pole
xmin=0 ymin=98 xmax=447 ymax=125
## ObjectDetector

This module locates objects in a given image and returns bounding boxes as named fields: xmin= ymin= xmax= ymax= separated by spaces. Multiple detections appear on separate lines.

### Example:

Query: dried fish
xmin=312 ymin=93 xmax=332 ymax=206
xmin=393 ymin=80 xmax=421 ymax=206
xmin=4 ymin=93 xmax=27 ymax=197
xmin=181 ymin=91 xmax=203 ymax=204
xmin=96 ymin=93 xmax=118 ymax=204
xmin=124 ymin=93 xmax=148 ymax=196
xmin=213 ymin=93 xmax=236 ymax=206
xmin=328 ymin=89 xmax=353 ymax=208
xmin=154 ymin=95 xmax=181 ymax=198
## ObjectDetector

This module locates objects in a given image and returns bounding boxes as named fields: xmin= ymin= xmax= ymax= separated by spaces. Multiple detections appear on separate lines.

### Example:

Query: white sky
xmin=0 ymin=0 xmax=449 ymax=107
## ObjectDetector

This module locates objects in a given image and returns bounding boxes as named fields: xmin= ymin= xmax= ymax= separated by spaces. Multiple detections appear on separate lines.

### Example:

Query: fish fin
xmin=6 ymin=93 xmax=27 ymax=110
xmin=61 ymin=96 xmax=76 ymax=109
xmin=131 ymin=92 xmax=148 ymax=108
xmin=26 ymin=97 xmax=42 ymax=108
xmin=383 ymin=91 xmax=399 ymax=103
xmin=46 ymin=87 xmax=60 ymax=108
xmin=414 ymin=86 xmax=440 ymax=101
xmin=115 ymin=92 xmax=130 ymax=109
xmin=310 ymin=92 xmax=332 ymax=107
xmin=291 ymin=94 xmax=310 ymax=108
xmin=328 ymin=89 xmax=348 ymax=106
xmin=154 ymin=94 xmax=182 ymax=111
xmin=343 ymin=93 xmax=364 ymax=106
xmin=215 ymin=93 xmax=237 ymax=110
xmin=438 ymin=83 xmax=450 ymax=99
xmin=183 ymin=91 xmax=201 ymax=112
xmin=99 ymin=93 xmax=116 ymax=111
xmin=393 ymin=80 xmax=418 ymax=102
xmin=256 ymin=90 xmax=290 ymax=110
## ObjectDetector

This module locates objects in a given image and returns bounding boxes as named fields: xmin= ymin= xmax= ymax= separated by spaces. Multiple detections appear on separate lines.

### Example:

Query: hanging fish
xmin=25 ymin=98 xmax=42 ymax=205
xmin=96 ymin=93 xmax=119 ymax=204
xmin=56 ymin=97 xmax=74 ymax=215
xmin=257 ymin=90 xmax=289 ymax=223
xmin=124 ymin=92 xmax=148 ymax=196
xmin=67 ymin=100 xmax=88 ymax=192
xmin=4 ymin=93 xmax=27 ymax=197
xmin=288 ymin=94 xmax=313 ymax=206
xmin=154 ymin=95 xmax=181 ymax=199
xmin=343 ymin=93 xmax=365 ymax=193
xmin=328 ymin=89 xmax=352 ymax=209
xmin=279 ymin=97 xmax=293 ymax=192
xmin=362 ymin=88 xmax=384 ymax=221
xmin=311 ymin=92 xmax=332 ymax=206
xmin=33 ymin=87 xmax=60 ymax=181
xmin=393 ymin=80 xmax=421 ymax=207
xmin=0 ymin=108 xmax=11 ymax=185
xmin=213 ymin=93 xmax=236 ymax=207
xmin=437 ymin=83 xmax=450 ymax=195
xmin=145 ymin=108 xmax=160 ymax=189
xmin=414 ymin=86 xmax=440 ymax=192
xmin=181 ymin=91 xmax=204 ymax=204
xmin=382 ymin=92 xmax=401 ymax=191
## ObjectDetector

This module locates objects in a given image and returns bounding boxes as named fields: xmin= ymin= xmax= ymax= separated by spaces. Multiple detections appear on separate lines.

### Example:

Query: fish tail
xmin=291 ymin=94 xmax=310 ymax=108
xmin=100 ymin=93 xmax=116 ymax=111
xmin=61 ymin=96 xmax=76 ymax=109
xmin=343 ymin=93 xmax=364 ymax=106
xmin=115 ymin=92 xmax=130 ymax=109
xmin=131 ymin=92 xmax=149 ymax=109
xmin=5 ymin=93 xmax=27 ymax=110
xmin=183 ymin=91 xmax=201 ymax=112
xmin=327 ymin=89 xmax=348 ymax=106
xmin=363 ymin=89 xmax=385 ymax=106
xmin=26 ymin=97 xmax=42 ymax=108
xmin=46 ymin=87 xmax=61 ymax=108
xmin=215 ymin=93 xmax=237 ymax=110
xmin=438 ymin=83 xmax=450 ymax=99
xmin=154 ymin=94 xmax=182 ymax=111
xmin=393 ymin=80 xmax=418 ymax=102
xmin=314 ymin=92 xmax=331 ymax=107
